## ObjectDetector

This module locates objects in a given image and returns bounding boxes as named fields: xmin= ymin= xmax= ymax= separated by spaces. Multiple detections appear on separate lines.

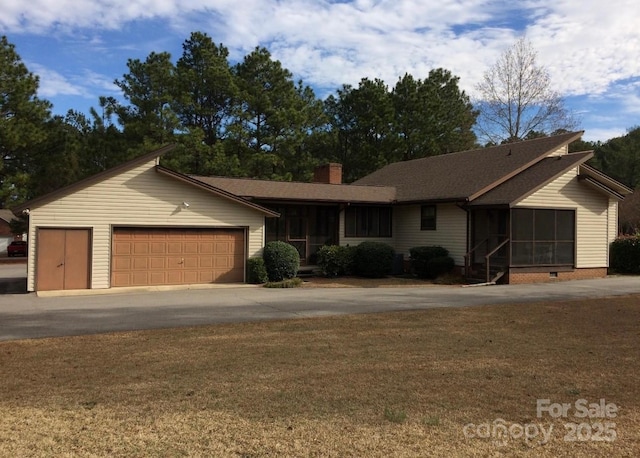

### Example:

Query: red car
xmin=7 ymin=240 xmax=27 ymax=257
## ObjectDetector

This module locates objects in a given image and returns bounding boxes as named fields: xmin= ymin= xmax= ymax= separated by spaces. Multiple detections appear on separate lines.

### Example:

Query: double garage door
xmin=111 ymin=228 xmax=245 ymax=287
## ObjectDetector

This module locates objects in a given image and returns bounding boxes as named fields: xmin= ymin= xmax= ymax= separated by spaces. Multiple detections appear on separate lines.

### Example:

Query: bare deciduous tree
xmin=475 ymin=37 xmax=578 ymax=144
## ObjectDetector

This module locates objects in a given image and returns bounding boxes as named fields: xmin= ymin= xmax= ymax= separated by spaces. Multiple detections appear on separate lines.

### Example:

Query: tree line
xmin=1 ymin=32 xmax=638 ymax=210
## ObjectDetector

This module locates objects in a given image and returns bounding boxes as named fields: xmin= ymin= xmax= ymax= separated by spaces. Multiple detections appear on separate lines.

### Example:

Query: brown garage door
xmin=37 ymin=228 xmax=91 ymax=291
xmin=111 ymin=228 xmax=245 ymax=287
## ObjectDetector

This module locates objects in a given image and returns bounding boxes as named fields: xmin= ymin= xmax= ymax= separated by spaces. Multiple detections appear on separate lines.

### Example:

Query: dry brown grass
xmin=1 ymin=295 xmax=640 ymax=456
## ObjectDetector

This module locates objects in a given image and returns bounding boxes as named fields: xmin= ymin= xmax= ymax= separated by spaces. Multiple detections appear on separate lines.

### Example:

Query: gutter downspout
xmin=456 ymin=200 xmax=471 ymax=276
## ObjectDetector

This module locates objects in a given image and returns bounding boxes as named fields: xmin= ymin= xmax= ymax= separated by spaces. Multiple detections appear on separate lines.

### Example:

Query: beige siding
xmin=27 ymin=160 xmax=266 ymax=291
xmin=607 ymin=199 xmax=618 ymax=266
xmin=517 ymin=167 xmax=610 ymax=268
xmin=338 ymin=209 xmax=395 ymax=247
xmin=547 ymin=145 xmax=568 ymax=157
xmin=608 ymin=199 xmax=618 ymax=243
xmin=394 ymin=204 xmax=468 ymax=265
xmin=337 ymin=204 xmax=467 ymax=265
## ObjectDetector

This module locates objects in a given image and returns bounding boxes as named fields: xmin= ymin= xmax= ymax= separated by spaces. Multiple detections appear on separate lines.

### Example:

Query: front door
xmin=287 ymin=216 xmax=308 ymax=263
xmin=36 ymin=228 xmax=91 ymax=291
xmin=471 ymin=209 xmax=508 ymax=264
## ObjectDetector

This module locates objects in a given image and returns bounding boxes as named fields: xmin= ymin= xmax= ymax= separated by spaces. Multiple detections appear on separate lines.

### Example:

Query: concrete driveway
xmin=1 ymin=262 xmax=639 ymax=341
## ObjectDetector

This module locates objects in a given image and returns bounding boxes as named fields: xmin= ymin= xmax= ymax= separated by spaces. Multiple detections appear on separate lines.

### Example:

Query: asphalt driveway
xmin=1 ymin=266 xmax=639 ymax=341
xmin=0 ymin=260 xmax=27 ymax=294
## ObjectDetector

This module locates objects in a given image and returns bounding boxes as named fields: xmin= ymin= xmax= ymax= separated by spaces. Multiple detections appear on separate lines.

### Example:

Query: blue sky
xmin=2 ymin=0 xmax=639 ymax=143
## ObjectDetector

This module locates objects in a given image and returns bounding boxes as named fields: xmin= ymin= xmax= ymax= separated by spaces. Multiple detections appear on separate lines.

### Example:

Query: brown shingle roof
xmin=354 ymin=131 xmax=584 ymax=202
xmin=191 ymin=176 xmax=397 ymax=204
xmin=0 ymin=209 xmax=16 ymax=224
xmin=156 ymin=167 xmax=280 ymax=216
xmin=469 ymin=152 xmax=594 ymax=207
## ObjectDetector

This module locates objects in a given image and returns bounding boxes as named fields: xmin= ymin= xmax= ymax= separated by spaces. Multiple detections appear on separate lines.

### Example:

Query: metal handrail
xmin=467 ymin=237 xmax=489 ymax=256
xmin=485 ymin=238 xmax=510 ymax=283
xmin=464 ymin=237 xmax=489 ymax=275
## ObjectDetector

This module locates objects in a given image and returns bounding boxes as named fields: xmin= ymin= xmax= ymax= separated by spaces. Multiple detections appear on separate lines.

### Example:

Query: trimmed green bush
xmin=246 ymin=257 xmax=268 ymax=284
xmin=342 ymin=245 xmax=357 ymax=275
xmin=317 ymin=245 xmax=341 ymax=277
xmin=410 ymin=246 xmax=450 ymax=278
xmin=425 ymin=256 xmax=455 ymax=279
xmin=317 ymin=245 xmax=356 ymax=277
xmin=353 ymin=241 xmax=395 ymax=278
xmin=262 ymin=241 xmax=301 ymax=282
xmin=610 ymin=235 xmax=640 ymax=274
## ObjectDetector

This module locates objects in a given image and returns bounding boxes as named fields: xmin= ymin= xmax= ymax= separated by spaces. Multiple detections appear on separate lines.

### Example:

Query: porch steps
xmin=297 ymin=265 xmax=321 ymax=277
xmin=465 ymin=266 xmax=506 ymax=285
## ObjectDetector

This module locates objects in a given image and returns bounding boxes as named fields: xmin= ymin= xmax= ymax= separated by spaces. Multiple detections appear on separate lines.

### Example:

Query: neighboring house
xmin=0 ymin=209 xmax=16 ymax=236
xmin=0 ymin=209 xmax=18 ymax=254
xmin=14 ymin=131 xmax=631 ymax=292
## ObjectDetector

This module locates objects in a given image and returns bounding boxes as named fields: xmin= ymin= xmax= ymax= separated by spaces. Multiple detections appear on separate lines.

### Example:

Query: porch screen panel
xmin=266 ymin=206 xmax=285 ymax=242
xmin=511 ymin=209 xmax=575 ymax=266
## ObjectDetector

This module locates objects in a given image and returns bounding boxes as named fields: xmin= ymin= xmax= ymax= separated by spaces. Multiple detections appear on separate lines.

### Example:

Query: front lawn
xmin=1 ymin=296 xmax=639 ymax=456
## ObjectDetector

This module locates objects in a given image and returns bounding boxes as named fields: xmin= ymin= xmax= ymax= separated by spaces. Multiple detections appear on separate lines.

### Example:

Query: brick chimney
xmin=313 ymin=163 xmax=342 ymax=184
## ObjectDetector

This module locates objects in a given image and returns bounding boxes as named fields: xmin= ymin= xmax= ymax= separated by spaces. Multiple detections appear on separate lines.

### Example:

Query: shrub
xmin=425 ymin=256 xmax=455 ymax=279
xmin=610 ymin=235 xmax=640 ymax=274
xmin=317 ymin=245 xmax=341 ymax=277
xmin=341 ymin=245 xmax=357 ymax=275
xmin=262 ymin=241 xmax=301 ymax=282
xmin=317 ymin=245 xmax=356 ymax=277
xmin=264 ymin=277 xmax=303 ymax=288
xmin=246 ymin=257 xmax=268 ymax=284
xmin=410 ymin=246 xmax=450 ymax=278
xmin=353 ymin=241 xmax=394 ymax=278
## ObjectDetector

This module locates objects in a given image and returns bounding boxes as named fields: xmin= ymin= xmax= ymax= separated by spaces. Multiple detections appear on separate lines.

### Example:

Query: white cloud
xmin=616 ymin=81 xmax=640 ymax=116
xmin=3 ymin=0 xmax=639 ymax=141
xmin=582 ymin=127 xmax=627 ymax=143
xmin=81 ymin=70 xmax=120 ymax=94
xmin=28 ymin=63 xmax=87 ymax=98
xmin=527 ymin=0 xmax=640 ymax=96
xmin=27 ymin=63 xmax=118 ymax=100
xmin=4 ymin=0 xmax=638 ymax=98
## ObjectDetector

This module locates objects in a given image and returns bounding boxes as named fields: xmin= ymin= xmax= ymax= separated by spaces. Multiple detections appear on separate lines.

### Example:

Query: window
xmin=421 ymin=205 xmax=436 ymax=230
xmin=511 ymin=208 xmax=575 ymax=266
xmin=345 ymin=206 xmax=392 ymax=237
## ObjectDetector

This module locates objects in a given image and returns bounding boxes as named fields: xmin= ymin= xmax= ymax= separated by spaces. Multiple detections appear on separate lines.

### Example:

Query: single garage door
xmin=111 ymin=228 xmax=245 ymax=287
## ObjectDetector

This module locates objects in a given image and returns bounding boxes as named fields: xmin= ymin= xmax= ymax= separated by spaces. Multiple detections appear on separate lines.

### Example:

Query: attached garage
xmin=111 ymin=227 xmax=245 ymax=287
xmin=15 ymin=146 xmax=278 ymax=293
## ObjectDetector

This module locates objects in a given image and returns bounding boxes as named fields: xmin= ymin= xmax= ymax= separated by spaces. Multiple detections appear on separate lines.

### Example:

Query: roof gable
xmin=13 ymin=145 xmax=277 ymax=217
xmin=13 ymin=145 xmax=176 ymax=213
xmin=469 ymin=151 xmax=594 ymax=207
xmin=578 ymin=164 xmax=633 ymax=198
xmin=353 ymin=131 xmax=584 ymax=202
